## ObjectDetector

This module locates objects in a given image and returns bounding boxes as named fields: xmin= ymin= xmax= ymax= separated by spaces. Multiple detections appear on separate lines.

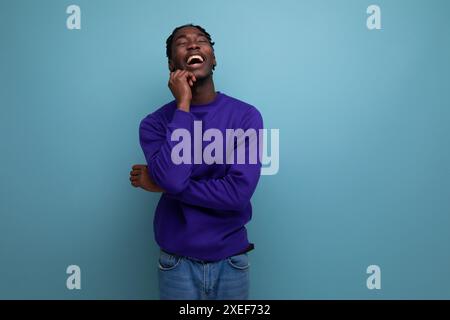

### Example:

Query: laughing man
xmin=129 ymin=24 xmax=263 ymax=300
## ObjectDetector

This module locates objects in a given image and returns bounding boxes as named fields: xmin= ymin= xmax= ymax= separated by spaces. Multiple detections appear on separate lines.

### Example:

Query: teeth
xmin=187 ymin=55 xmax=204 ymax=64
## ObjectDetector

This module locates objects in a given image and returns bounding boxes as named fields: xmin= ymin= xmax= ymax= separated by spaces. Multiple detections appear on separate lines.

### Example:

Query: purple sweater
xmin=139 ymin=92 xmax=263 ymax=261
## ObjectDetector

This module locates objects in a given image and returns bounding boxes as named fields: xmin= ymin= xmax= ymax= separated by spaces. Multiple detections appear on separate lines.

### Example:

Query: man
xmin=129 ymin=24 xmax=263 ymax=300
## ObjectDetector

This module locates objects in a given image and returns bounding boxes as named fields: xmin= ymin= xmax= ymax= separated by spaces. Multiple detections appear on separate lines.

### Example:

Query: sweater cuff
xmin=169 ymin=109 xmax=195 ymax=131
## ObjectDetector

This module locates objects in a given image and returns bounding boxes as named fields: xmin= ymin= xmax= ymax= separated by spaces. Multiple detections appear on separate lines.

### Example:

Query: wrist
xmin=177 ymin=101 xmax=190 ymax=112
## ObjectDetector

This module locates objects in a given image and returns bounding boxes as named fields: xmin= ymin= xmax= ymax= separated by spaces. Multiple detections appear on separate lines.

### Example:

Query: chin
xmin=193 ymin=69 xmax=213 ymax=80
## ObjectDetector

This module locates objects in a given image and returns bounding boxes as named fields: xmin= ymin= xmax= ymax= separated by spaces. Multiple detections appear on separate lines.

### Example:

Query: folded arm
xmin=166 ymin=107 xmax=263 ymax=211
xmin=139 ymin=109 xmax=194 ymax=193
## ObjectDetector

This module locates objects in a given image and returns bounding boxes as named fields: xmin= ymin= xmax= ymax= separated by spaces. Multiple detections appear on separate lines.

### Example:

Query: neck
xmin=191 ymin=75 xmax=216 ymax=105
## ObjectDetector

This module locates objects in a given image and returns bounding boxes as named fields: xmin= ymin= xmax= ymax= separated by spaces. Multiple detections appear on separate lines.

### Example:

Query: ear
xmin=212 ymin=54 xmax=217 ymax=69
xmin=168 ymin=60 xmax=175 ymax=72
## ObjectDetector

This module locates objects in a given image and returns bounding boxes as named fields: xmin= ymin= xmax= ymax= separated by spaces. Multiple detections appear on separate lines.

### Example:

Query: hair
xmin=166 ymin=24 xmax=215 ymax=69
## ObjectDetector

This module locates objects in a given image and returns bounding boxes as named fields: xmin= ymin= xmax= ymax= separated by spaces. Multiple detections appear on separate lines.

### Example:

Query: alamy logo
xmin=366 ymin=265 xmax=381 ymax=290
xmin=66 ymin=5 xmax=81 ymax=30
xmin=367 ymin=5 xmax=381 ymax=30
xmin=66 ymin=265 xmax=81 ymax=290
xmin=170 ymin=121 xmax=279 ymax=175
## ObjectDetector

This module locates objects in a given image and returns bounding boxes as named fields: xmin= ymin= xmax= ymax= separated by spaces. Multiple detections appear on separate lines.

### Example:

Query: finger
xmin=174 ymin=69 xmax=184 ymax=77
xmin=130 ymin=170 xmax=140 ymax=176
xmin=187 ymin=72 xmax=196 ymax=82
xmin=169 ymin=72 xmax=175 ymax=85
xmin=176 ymin=70 xmax=187 ymax=80
xmin=130 ymin=176 xmax=139 ymax=182
xmin=181 ymin=70 xmax=190 ymax=79
xmin=170 ymin=70 xmax=180 ymax=82
xmin=179 ymin=71 xmax=193 ymax=84
xmin=132 ymin=164 xmax=145 ymax=170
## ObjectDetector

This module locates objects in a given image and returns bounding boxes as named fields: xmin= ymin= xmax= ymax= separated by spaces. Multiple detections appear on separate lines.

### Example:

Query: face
xmin=169 ymin=26 xmax=216 ymax=80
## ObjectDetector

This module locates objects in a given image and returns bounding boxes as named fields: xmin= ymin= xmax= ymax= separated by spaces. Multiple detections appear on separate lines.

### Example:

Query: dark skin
xmin=130 ymin=27 xmax=217 ymax=192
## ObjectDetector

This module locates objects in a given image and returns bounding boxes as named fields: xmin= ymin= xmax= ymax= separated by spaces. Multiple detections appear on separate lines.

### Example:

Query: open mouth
xmin=186 ymin=54 xmax=205 ymax=67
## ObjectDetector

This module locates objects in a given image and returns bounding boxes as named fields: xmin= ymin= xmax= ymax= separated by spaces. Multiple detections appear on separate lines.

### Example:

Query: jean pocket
xmin=158 ymin=250 xmax=182 ymax=271
xmin=227 ymin=253 xmax=250 ymax=270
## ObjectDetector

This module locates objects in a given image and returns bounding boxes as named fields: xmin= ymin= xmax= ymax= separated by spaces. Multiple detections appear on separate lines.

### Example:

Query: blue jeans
xmin=158 ymin=249 xmax=250 ymax=300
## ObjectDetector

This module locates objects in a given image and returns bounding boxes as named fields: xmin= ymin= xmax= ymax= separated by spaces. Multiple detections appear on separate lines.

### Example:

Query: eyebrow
xmin=174 ymin=33 xmax=207 ymax=42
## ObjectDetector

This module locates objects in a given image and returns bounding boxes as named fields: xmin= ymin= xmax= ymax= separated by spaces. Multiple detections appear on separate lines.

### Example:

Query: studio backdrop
xmin=1 ymin=0 xmax=449 ymax=299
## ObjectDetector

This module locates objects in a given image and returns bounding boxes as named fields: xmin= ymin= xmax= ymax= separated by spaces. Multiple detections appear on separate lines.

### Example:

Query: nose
xmin=187 ymin=41 xmax=200 ymax=50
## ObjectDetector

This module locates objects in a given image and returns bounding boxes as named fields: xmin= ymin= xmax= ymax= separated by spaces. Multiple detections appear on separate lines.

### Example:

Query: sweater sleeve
xmin=167 ymin=107 xmax=263 ymax=211
xmin=139 ymin=109 xmax=195 ymax=194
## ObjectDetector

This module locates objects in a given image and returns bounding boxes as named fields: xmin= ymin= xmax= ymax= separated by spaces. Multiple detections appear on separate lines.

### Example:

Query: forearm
xmin=140 ymin=110 xmax=194 ymax=193
xmin=166 ymin=165 xmax=261 ymax=211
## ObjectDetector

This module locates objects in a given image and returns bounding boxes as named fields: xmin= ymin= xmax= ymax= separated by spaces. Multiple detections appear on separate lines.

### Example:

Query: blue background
xmin=1 ymin=0 xmax=449 ymax=299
